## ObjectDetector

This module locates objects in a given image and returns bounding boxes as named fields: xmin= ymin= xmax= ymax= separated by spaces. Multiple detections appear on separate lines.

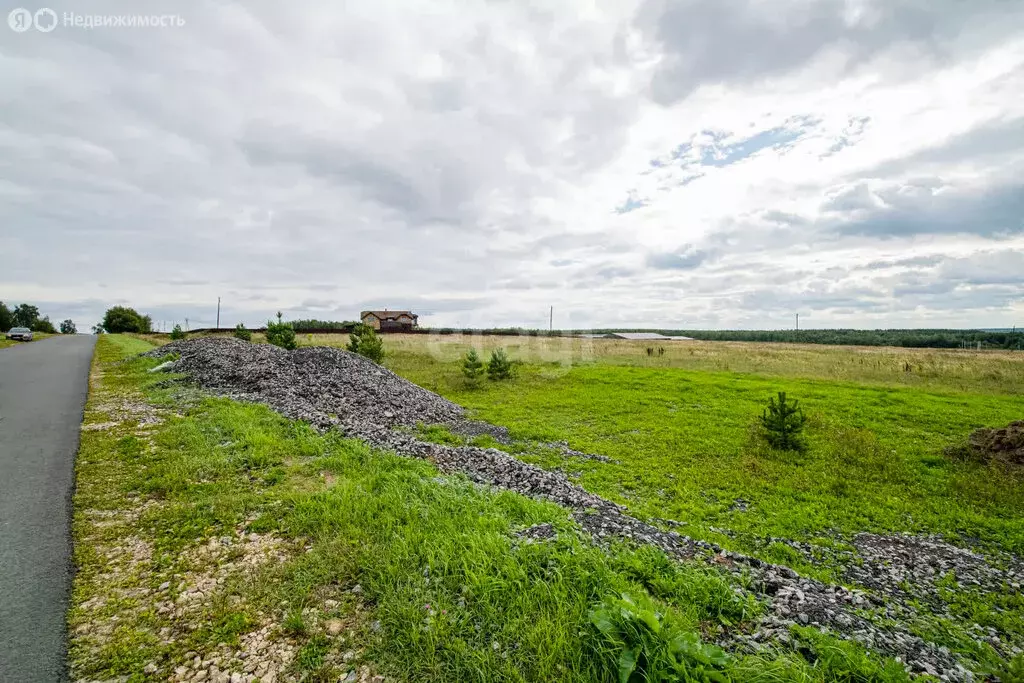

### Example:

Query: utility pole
xmin=216 ymin=297 xmax=221 ymax=330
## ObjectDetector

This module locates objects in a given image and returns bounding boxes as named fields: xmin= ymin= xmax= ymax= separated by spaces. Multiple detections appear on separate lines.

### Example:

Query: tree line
xmin=0 ymin=301 xmax=76 ymax=334
xmin=615 ymin=328 xmax=1023 ymax=349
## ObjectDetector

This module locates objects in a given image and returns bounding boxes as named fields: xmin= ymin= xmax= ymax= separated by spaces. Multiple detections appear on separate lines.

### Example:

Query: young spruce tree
xmin=347 ymin=324 xmax=384 ymax=363
xmin=486 ymin=348 xmax=514 ymax=381
xmin=266 ymin=311 xmax=297 ymax=350
xmin=462 ymin=348 xmax=484 ymax=384
xmin=760 ymin=391 xmax=807 ymax=451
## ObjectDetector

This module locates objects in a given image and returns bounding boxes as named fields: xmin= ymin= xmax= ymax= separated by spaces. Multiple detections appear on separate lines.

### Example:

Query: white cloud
xmin=1 ymin=0 xmax=1022 ymax=330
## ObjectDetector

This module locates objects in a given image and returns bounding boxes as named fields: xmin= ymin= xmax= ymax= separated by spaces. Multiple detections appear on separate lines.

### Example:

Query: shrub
xmin=588 ymin=592 xmax=730 ymax=683
xmin=462 ymin=348 xmax=484 ymax=384
xmin=760 ymin=391 xmax=806 ymax=451
xmin=170 ymin=324 xmax=186 ymax=340
xmin=266 ymin=312 xmax=297 ymax=350
xmin=59 ymin=319 xmax=77 ymax=334
xmin=32 ymin=316 xmax=57 ymax=334
xmin=487 ymin=348 xmax=514 ymax=380
xmin=101 ymin=306 xmax=152 ymax=333
xmin=347 ymin=324 xmax=384 ymax=363
xmin=233 ymin=324 xmax=252 ymax=342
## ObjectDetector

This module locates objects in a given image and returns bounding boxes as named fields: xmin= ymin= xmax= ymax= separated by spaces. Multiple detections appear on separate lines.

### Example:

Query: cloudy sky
xmin=2 ymin=0 xmax=1023 ymax=331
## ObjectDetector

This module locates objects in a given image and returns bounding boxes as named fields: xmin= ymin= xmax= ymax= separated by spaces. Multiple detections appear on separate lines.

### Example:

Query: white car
xmin=5 ymin=327 xmax=33 ymax=341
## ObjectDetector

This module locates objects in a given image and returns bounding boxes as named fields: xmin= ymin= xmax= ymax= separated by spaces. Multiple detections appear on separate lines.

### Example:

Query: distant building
xmin=360 ymin=310 xmax=419 ymax=332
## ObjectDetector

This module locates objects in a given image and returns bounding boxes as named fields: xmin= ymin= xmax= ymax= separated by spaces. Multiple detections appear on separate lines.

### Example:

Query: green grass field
xmin=72 ymin=333 xmax=1024 ymax=681
xmin=330 ymin=335 xmax=1024 ymax=559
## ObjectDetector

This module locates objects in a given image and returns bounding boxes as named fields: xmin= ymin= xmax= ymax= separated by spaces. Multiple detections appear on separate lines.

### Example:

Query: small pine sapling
xmin=233 ymin=323 xmax=252 ymax=341
xmin=347 ymin=324 xmax=385 ymax=363
xmin=346 ymin=324 xmax=368 ymax=353
xmin=760 ymin=391 xmax=807 ymax=451
xmin=170 ymin=324 xmax=186 ymax=340
xmin=487 ymin=347 xmax=514 ymax=381
xmin=357 ymin=327 xmax=385 ymax=363
xmin=266 ymin=312 xmax=297 ymax=350
xmin=462 ymin=348 xmax=484 ymax=384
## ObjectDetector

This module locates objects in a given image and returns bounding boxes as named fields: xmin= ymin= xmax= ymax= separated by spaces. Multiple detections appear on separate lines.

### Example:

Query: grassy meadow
xmin=297 ymin=333 xmax=1024 ymax=567
xmin=84 ymin=331 xmax=1024 ymax=680
xmin=71 ymin=334 xmax=929 ymax=682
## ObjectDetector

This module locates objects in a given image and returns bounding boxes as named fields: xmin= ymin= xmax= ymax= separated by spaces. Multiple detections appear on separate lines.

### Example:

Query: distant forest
xmin=287 ymin=319 xmax=359 ymax=330
xmin=613 ymin=328 xmax=1024 ymax=349
xmin=277 ymin=320 xmax=1022 ymax=349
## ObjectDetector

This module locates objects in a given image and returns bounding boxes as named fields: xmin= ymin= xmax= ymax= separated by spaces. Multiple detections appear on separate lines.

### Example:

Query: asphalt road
xmin=0 ymin=335 xmax=96 ymax=683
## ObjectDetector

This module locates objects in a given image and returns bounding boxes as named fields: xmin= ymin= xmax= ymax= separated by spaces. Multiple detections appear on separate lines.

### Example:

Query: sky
xmin=2 ymin=0 xmax=1023 ymax=331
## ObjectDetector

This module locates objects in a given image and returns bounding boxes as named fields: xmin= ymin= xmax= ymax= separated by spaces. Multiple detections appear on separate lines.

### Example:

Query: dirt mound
xmin=967 ymin=420 xmax=1024 ymax=465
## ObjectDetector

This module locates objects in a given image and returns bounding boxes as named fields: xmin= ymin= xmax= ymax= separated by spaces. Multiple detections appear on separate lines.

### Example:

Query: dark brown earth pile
xmin=967 ymin=420 xmax=1024 ymax=465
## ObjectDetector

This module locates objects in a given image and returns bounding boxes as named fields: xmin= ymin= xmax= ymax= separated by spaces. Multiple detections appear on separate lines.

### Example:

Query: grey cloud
xmin=834 ymin=182 xmax=1024 ymax=238
xmin=297 ymin=299 xmax=338 ymax=310
xmin=738 ymin=286 xmax=890 ymax=314
xmin=161 ymin=279 xmax=211 ymax=287
xmin=861 ymin=255 xmax=944 ymax=270
xmin=595 ymin=266 xmax=639 ymax=280
xmin=646 ymin=246 xmax=712 ymax=270
xmin=937 ymin=250 xmax=1024 ymax=286
xmin=240 ymin=125 xmax=439 ymax=222
xmin=638 ymin=0 xmax=1024 ymax=104
xmin=822 ymin=182 xmax=880 ymax=213
xmin=867 ymin=115 xmax=1024 ymax=177
xmin=493 ymin=278 xmax=563 ymax=291
xmin=892 ymin=279 xmax=956 ymax=298
xmin=761 ymin=210 xmax=809 ymax=226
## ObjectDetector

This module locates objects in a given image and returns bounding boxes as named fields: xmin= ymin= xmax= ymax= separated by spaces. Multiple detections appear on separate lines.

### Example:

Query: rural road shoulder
xmin=0 ymin=335 xmax=96 ymax=682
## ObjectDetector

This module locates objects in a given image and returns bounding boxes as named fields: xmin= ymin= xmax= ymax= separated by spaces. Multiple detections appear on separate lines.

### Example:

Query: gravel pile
xmin=148 ymin=337 xmax=464 ymax=432
xmin=848 ymin=533 xmax=1024 ymax=608
xmin=145 ymin=338 xmax=1017 ymax=680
